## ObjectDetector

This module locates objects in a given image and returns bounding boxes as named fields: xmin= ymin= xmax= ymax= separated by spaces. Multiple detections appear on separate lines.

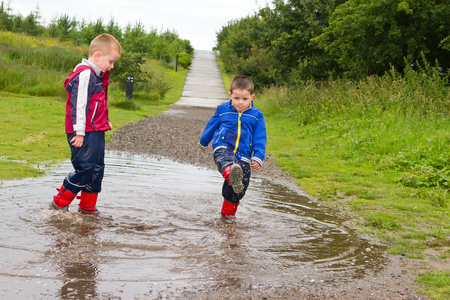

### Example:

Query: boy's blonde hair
xmin=230 ymin=75 xmax=254 ymax=94
xmin=89 ymin=33 xmax=122 ymax=56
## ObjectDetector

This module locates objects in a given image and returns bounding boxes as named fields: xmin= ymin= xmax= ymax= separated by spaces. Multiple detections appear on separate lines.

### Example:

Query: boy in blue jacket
xmin=199 ymin=75 xmax=267 ymax=222
xmin=50 ymin=34 xmax=121 ymax=215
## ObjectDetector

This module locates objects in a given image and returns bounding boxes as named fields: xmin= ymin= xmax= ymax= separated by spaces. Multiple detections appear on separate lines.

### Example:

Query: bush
xmin=177 ymin=53 xmax=192 ymax=69
xmin=148 ymin=77 xmax=172 ymax=99
xmin=111 ymin=51 xmax=145 ymax=89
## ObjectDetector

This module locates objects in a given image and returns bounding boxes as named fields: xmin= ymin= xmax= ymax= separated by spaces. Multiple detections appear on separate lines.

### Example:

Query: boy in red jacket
xmin=50 ymin=33 xmax=121 ymax=215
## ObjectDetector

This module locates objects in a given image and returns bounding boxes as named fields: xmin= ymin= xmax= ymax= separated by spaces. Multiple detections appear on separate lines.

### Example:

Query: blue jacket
xmin=199 ymin=100 xmax=267 ymax=166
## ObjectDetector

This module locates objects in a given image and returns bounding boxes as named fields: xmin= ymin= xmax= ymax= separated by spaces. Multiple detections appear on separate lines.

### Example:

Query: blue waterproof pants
xmin=213 ymin=148 xmax=251 ymax=204
xmin=63 ymin=131 xmax=105 ymax=194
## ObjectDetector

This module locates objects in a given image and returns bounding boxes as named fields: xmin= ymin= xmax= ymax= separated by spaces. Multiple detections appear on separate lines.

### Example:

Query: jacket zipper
xmin=233 ymin=111 xmax=243 ymax=153
xmin=91 ymin=102 xmax=99 ymax=131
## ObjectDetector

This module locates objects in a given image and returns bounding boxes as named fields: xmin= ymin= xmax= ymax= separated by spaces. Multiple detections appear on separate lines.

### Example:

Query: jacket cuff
xmin=251 ymin=157 xmax=263 ymax=166
xmin=198 ymin=142 xmax=208 ymax=150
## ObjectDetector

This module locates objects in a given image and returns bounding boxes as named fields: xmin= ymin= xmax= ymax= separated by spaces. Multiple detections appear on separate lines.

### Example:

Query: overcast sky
xmin=7 ymin=0 xmax=267 ymax=50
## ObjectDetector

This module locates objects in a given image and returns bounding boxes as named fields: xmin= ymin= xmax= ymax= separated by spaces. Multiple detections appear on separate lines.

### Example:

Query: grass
xmin=417 ymin=270 xmax=450 ymax=300
xmin=257 ymin=85 xmax=450 ymax=245
xmin=0 ymin=92 xmax=66 ymax=179
xmin=256 ymin=84 xmax=449 ymax=299
xmin=216 ymin=50 xmax=233 ymax=92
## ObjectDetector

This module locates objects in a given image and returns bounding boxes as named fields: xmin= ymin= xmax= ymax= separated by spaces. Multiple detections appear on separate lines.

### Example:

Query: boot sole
xmin=221 ymin=214 xmax=236 ymax=223
xmin=50 ymin=200 xmax=69 ymax=212
xmin=78 ymin=207 xmax=100 ymax=215
xmin=229 ymin=164 xmax=244 ymax=194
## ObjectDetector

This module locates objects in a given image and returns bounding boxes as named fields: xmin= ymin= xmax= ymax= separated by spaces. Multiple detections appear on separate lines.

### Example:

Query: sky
xmin=7 ymin=0 xmax=267 ymax=50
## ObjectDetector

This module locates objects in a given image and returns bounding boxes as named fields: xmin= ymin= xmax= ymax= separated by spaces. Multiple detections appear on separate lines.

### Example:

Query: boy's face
xmin=93 ymin=50 xmax=121 ymax=72
xmin=229 ymin=89 xmax=255 ymax=113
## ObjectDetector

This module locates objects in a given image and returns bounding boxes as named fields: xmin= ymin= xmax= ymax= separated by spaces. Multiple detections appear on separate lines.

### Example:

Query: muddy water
xmin=0 ymin=151 xmax=388 ymax=299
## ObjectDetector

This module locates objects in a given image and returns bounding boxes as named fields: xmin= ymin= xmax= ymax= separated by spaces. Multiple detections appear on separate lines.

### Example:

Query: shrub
xmin=177 ymin=53 xmax=192 ymax=69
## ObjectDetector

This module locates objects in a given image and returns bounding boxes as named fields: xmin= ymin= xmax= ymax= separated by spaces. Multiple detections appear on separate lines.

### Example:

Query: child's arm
xmin=251 ymin=113 xmax=267 ymax=167
xmin=199 ymin=145 xmax=209 ymax=153
xmin=199 ymin=108 xmax=221 ymax=152
xmin=69 ymin=69 xmax=93 ymax=137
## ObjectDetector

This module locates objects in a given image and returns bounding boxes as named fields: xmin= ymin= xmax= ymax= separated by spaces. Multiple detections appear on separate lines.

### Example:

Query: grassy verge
xmin=257 ymin=87 xmax=449 ymax=300
xmin=0 ymin=92 xmax=66 ymax=179
xmin=215 ymin=50 xmax=233 ymax=92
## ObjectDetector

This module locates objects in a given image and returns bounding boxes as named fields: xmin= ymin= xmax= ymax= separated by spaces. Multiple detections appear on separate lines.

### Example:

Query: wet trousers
xmin=62 ymin=131 xmax=105 ymax=195
xmin=213 ymin=148 xmax=251 ymax=204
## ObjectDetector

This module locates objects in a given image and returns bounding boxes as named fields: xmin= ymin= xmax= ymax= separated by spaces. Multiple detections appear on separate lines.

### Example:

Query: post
xmin=126 ymin=75 xmax=134 ymax=99
xmin=176 ymin=54 xmax=178 ymax=72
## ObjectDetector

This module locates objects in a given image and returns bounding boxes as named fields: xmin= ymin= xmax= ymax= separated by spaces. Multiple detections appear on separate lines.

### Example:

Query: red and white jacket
xmin=64 ymin=59 xmax=111 ymax=135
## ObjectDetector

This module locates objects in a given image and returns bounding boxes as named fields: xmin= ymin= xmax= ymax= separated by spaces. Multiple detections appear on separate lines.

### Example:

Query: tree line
xmin=216 ymin=0 xmax=450 ymax=88
xmin=0 ymin=1 xmax=193 ymax=63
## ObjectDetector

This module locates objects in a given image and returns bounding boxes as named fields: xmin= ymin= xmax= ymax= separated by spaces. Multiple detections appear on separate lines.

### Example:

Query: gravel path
xmin=107 ymin=106 xmax=296 ymax=187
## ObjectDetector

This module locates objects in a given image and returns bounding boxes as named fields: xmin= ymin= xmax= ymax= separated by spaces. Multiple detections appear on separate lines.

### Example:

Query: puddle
xmin=0 ymin=151 xmax=388 ymax=298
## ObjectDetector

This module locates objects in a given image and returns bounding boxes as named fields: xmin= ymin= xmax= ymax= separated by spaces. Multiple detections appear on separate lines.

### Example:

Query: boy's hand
xmin=251 ymin=160 xmax=261 ymax=170
xmin=200 ymin=146 xmax=209 ymax=153
xmin=70 ymin=135 xmax=84 ymax=148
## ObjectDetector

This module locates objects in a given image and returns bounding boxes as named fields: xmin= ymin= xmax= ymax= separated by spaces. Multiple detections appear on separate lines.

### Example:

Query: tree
xmin=92 ymin=18 xmax=105 ymax=37
xmin=182 ymin=40 xmax=194 ymax=55
xmin=106 ymin=18 xmax=123 ymax=41
xmin=54 ymin=14 xmax=77 ymax=41
xmin=23 ymin=12 xmax=39 ymax=35
xmin=258 ymin=0 xmax=344 ymax=81
xmin=0 ymin=1 xmax=13 ymax=31
xmin=314 ymin=0 xmax=450 ymax=78
xmin=12 ymin=13 xmax=23 ymax=32
xmin=122 ymin=21 xmax=148 ymax=54
xmin=216 ymin=0 xmax=345 ymax=86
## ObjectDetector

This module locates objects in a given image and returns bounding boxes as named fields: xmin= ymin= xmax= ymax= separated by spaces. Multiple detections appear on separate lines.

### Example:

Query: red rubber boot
xmin=222 ymin=164 xmax=244 ymax=194
xmin=50 ymin=186 xmax=77 ymax=212
xmin=222 ymin=166 xmax=231 ymax=185
xmin=221 ymin=200 xmax=239 ymax=223
xmin=78 ymin=191 xmax=100 ymax=215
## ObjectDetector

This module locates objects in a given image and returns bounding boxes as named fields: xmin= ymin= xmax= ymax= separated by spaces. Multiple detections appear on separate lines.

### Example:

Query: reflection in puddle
xmin=0 ymin=151 xmax=388 ymax=298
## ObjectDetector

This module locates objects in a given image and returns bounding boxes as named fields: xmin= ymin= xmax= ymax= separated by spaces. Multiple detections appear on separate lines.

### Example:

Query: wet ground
xmin=0 ymin=151 xmax=412 ymax=299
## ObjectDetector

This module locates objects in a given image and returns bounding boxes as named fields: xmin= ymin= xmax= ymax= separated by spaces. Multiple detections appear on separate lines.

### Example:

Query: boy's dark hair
xmin=230 ymin=75 xmax=254 ymax=94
